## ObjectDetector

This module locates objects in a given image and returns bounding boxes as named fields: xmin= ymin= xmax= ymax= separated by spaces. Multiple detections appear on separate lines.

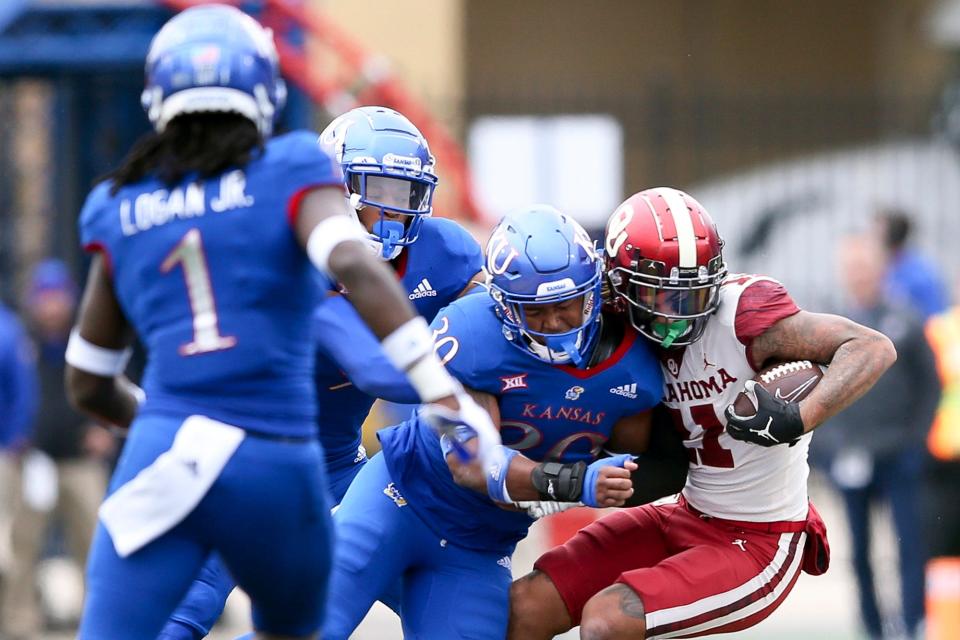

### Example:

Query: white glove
xmin=420 ymin=391 xmax=502 ymax=465
xmin=514 ymin=500 xmax=584 ymax=519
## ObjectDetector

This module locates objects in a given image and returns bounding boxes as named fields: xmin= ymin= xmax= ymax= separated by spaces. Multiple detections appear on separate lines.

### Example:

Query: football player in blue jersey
xmin=323 ymin=205 xmax=671 ymax=640
xmin=160 ymin=105 xmax=483 ymax=640
xmin=63 ymin=6 xmax=497 ymax=640
xmin=314 ymin=105 xmax=484 ymax=500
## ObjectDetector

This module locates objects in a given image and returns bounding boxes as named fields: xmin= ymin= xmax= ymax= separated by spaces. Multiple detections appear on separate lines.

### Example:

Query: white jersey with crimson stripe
xmin=660 ymin=273 xmax=811 ymax=522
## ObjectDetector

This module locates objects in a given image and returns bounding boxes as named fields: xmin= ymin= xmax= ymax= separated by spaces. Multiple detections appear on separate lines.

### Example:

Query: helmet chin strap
xmin=654 ymin=319 xmax=689 ymax=348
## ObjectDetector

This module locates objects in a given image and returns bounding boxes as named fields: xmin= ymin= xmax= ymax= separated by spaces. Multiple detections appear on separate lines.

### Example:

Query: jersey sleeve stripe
xmin=83 ymin=241 xmax=114 ymax=278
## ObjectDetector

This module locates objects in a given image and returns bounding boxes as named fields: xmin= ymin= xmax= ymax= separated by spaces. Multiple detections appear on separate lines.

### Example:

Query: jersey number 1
xmin=161 ymin=228 xmax=237 ymax=356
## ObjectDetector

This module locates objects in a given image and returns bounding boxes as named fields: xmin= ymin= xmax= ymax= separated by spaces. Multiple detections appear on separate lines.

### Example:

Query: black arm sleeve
xmin=623 ymin=407 xmax=689 ymax=507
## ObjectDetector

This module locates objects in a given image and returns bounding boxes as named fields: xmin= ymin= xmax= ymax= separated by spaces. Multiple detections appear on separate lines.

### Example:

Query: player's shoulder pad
xmin=430 ymin=292 xmax=506 ymax=386
xmin=431 ymin=291 xmax=490 ymax=337
xmin=78 ymin=180 xmax=117 ymax=249
xmin=267 ymin=129 xmax=341 ymax=178
xmin=420 ymin=216 xmax=482 ymax=260
xmin=717 ymin=273 xmax=789 ymax=327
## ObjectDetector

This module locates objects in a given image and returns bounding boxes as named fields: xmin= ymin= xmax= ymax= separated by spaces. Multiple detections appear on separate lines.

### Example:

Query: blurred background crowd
xmin=0 ymin=1 xmax=959 ymax=638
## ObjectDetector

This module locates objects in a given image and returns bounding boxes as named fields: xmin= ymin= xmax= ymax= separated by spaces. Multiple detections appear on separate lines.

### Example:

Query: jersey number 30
xmin=161 ymin=228 xmax=237 ymax=356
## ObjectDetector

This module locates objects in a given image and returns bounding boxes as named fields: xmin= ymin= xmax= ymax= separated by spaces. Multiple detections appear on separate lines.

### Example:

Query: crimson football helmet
xmin=604 ymin=187 xmax=726 ymax=347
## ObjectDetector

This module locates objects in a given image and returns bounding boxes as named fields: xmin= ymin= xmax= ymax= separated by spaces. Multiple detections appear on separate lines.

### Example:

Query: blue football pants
xmin=160 ymin=450 xmax=380 ymax=639
xmin=79 ymin=414 xmax=333 ymax=639
xmin=323 ymin=453 xmax=513 ymax=640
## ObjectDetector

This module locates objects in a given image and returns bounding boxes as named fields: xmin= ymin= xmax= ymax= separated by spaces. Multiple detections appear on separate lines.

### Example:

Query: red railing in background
xmin=161 ymin=0 xmax=486 ymax=225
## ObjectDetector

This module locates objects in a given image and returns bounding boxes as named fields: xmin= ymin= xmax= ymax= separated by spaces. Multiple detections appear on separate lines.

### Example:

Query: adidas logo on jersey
xmin=609 ymin=383 xmax=638 ymax=399
xmin=409 ymin=278 xmax=438 ymax=300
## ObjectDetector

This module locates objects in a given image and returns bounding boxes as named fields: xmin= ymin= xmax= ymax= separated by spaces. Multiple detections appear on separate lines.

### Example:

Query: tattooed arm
xmin=749 ymin=310 xmax=896 ymax=432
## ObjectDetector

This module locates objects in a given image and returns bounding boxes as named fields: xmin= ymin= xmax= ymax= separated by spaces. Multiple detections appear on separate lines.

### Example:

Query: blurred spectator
xmin=875 ymin=207 xmax=949 ymax=320
xmin=922 ymin=283 xmax=960 ymax=640
xmin=925 ymin=289 xmax=960 ymax=553
xmin=813 ymin=235 xmax=939 ymax=639
xmin=0 ymin=260 xmax=114 ymax=640
xmin=0 ymin=297 xmax=38 ymax=593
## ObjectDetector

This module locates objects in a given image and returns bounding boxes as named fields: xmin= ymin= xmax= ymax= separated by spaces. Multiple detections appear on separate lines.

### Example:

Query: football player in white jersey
xmin=507 ymin=187 xmax=897 ymax=640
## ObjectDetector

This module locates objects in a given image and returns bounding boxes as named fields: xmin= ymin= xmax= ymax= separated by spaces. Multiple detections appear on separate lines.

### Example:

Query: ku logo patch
xmin=565 ymin=385 xmax=585 ymax=401
xmin=501 ymin=374 xmax=528 ymax=392
xmin=383 ymin=482 xmax=407 ymax=507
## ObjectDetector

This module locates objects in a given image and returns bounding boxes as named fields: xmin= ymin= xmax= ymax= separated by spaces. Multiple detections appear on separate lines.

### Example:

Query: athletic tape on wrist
xmin=382 ymin=316 xmax=434 ymax=371
xmin=405 ymin=352 xmax=460 ymax=402
xmin=306 ymin=214 xmax=366 ymax=277
xmin=65 ymin=330 xmax=132 ymax=377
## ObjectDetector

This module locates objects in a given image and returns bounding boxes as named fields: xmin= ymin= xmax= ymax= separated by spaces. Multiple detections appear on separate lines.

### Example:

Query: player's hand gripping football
xmin=421 ymin=390 xmax=502 ymax=465
xmin=724 ymin=380 xmax=805 ymax=447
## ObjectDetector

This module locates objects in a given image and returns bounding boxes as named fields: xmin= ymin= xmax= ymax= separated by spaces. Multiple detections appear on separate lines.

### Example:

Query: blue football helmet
xmin=141 ymin=4 xmax=287 ymax=136
xmin=319 ymin=106 xmax=438 ymax=260
xmin=486 ymin=205 xmax=603 ymax=367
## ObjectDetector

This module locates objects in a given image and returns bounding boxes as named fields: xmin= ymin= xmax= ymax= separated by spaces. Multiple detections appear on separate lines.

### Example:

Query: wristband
xmin=65 ymin=329 xmax=132 ymax=377
xmin=485 ymin=446 xmax=518 ymax=503
xmin=382 ymin=316 xmax=433 ymax=371
xmin=405 ymin=353 xmax=460 ymax=402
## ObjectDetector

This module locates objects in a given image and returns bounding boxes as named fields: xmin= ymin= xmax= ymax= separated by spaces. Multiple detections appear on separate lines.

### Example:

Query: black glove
xmin=724 ymin=380 xmax=805 ymax=447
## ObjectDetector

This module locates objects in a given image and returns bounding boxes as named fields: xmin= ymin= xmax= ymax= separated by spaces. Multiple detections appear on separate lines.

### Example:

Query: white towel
xmin=99 ymin=415 xmax=245 ymax=558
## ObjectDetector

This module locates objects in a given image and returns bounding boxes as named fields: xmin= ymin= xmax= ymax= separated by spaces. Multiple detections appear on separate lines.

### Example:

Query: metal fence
xmin=1 ymin=78 xmax=958 ymax=313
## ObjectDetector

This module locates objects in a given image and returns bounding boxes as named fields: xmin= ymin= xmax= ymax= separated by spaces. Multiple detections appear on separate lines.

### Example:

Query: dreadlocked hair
xmin=104 ymin=113 xmax=264 ymax=195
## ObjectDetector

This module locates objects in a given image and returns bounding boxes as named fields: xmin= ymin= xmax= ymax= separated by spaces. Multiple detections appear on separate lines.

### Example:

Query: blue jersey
xmin=0 ymin=305 xmax=37 ymax=449
xmin=379 ymin=293 xmax=662 ymax=554
xmin=316 ymin=217 xmax=482 ymax=468
xmin=78 ymin=130 xmax=341 ymax=437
